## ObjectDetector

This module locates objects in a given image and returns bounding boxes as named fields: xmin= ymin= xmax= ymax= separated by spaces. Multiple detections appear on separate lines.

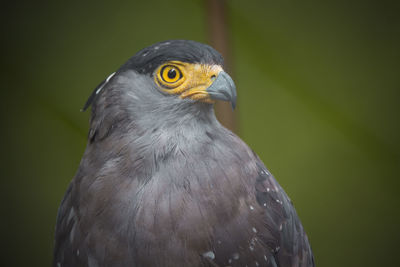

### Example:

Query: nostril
xmin=211 ymin=75 xmax=217 ymax=81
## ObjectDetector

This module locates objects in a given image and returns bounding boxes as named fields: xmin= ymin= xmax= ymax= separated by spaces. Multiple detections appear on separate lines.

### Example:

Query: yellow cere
xmin=155 ymin=61 xmax=223 ymax=103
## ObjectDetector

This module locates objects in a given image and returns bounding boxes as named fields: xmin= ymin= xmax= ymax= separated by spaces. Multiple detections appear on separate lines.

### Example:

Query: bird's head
xmin=122 ymin=40 xmax=236 ymax=109
xmin=83 ymin=40 xmax=236 ymax=140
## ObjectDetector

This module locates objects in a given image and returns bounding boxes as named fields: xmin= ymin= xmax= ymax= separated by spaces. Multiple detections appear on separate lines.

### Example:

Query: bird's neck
xmin=92 ymin=104 xmax=219 ymax=182
xmin=83 ymin=102 xmax=224 ymax=182
xmin=136 ymin=102 xmax=218 ymax=133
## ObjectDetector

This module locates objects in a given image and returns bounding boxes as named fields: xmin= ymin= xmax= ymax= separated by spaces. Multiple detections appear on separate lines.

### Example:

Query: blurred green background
xmin=1 ymin=0 xmax=399 ymax=266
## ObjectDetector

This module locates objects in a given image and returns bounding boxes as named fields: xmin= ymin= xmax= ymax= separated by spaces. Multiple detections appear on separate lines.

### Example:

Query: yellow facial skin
xmin=154 ymin=61 xmax=223 ymax=103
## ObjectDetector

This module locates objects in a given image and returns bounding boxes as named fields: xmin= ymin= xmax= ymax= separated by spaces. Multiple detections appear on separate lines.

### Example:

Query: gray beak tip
xmin=231 ymin=97 xmax=237 ymax=110
xmin=206 ymin=71 xmax=237 ymax=110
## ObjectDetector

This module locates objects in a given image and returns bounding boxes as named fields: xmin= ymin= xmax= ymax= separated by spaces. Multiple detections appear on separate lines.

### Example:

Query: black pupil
xmin=167 ymin=68 xmax=177 ymax=79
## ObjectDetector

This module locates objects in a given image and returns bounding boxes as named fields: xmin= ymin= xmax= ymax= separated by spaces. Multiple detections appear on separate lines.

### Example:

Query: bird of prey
xmin=53 ymin=40 xmax=314 ymax=267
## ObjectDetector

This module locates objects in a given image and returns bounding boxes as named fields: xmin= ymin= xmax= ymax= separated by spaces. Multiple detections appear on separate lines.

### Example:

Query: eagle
xmin=53 ymin=40 xmax=314 ymax=267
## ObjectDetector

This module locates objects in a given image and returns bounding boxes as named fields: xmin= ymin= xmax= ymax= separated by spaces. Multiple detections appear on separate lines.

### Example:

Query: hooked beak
xmin=206 ymin=71 xmax=237 ymax=109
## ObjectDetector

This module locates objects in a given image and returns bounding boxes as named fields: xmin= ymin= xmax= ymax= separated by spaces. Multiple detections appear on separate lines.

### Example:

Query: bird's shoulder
xmin=205 ymin=131 xmax=314 ymax=266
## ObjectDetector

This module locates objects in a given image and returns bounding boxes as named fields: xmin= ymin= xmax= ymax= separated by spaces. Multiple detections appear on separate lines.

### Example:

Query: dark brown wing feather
xmin=53 ymin=183 xmax=83 ymax=266
xmin=202 ymin=148 xmax=314 ymax=267
xmin=253 ymin=160 xmax=314 ymax=267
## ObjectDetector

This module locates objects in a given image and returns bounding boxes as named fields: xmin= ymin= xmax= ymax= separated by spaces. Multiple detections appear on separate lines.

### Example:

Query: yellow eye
xmin=158 ymin=65 xmax=183 ymax=86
